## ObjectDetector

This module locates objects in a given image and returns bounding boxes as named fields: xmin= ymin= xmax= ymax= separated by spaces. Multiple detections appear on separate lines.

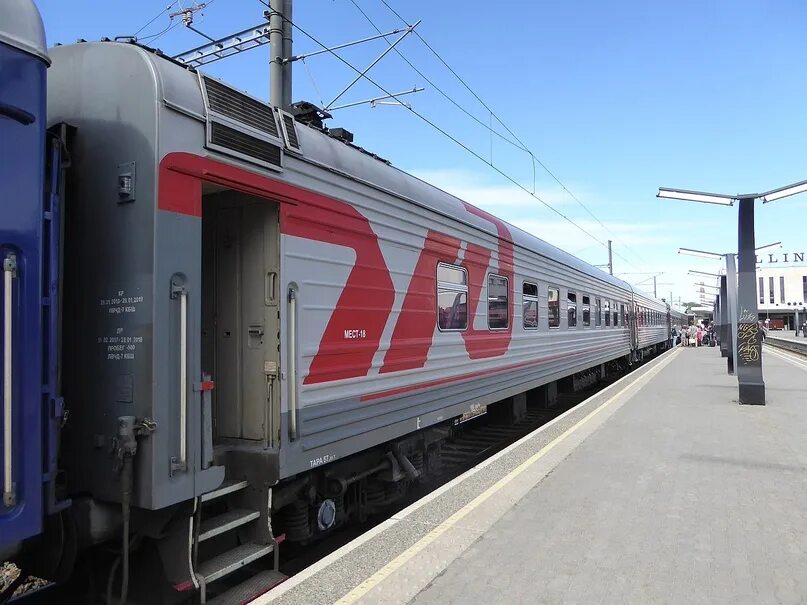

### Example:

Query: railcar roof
xmin=53 ymin=40 xmax=656 ymax=300
xmin=0 ymin=0 xmax=50 ymax=63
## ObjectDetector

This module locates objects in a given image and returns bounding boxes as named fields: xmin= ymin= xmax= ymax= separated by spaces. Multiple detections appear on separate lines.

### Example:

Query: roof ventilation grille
xmin=277 ymin=109 xmax=302 ymax=153
xmin=200 ymin=75 xmax=283 ymax=170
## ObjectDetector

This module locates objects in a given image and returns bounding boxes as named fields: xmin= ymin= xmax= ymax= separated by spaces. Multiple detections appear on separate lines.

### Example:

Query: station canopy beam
xmin=659 ymin=179 xmax=807 ymax=406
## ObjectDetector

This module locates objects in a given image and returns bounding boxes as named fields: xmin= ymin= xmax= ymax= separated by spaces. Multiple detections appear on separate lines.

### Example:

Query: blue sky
xmin=38 ymin=0 xmax=807 ymax=305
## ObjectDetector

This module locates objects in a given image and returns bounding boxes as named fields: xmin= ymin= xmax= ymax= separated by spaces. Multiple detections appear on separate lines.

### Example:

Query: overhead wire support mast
xmin=281 ymin=15 xmax=615 ymax=255
xmin=348 ymin=1 xmax=641 ymax=270
xmin=329 ymin=87 xmax=425 ymax=111
xmin=367 ymin=0 xmax=646 ymax=268
xmin=282 ymin=27 xmax=410 ymax=64
xmin=324 ymin=20 xmax=421 ymax=110
xmin=173 ymin=23 xmax=272 ymax=66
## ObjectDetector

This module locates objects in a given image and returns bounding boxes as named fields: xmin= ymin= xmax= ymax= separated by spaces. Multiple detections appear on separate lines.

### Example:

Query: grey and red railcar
xmin=2 ymin=13 xmax=676 ymax=603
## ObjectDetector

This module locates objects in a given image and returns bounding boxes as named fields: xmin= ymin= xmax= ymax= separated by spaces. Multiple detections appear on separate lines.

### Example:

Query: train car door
xmin=201 ymin=190 xmax=280 ymax=447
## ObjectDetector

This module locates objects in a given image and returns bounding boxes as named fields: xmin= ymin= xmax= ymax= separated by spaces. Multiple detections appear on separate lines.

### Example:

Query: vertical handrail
xmin=3 ymin=254 xmax=17 ymax=506
xmin=170 ymin=278 xmax=188 ymax=475
xmin=288 ymin=288 xmax=297 ymax=441
xmin=179 ymin=289 xmax=188 ymax=470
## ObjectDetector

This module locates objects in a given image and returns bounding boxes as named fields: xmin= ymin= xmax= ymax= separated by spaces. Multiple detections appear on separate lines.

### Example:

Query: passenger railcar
xmin=0 ymin=0 xmax=67 ymax=563
xmin=2 ymin=13 xmax=677 ymax=602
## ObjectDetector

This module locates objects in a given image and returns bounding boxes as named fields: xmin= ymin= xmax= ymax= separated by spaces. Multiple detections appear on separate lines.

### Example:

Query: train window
xmin=548 ymin=287 xmax=560 ymax=328
xmin=620 ymin=304 xmax=626 ymax=326
xmin=488 ymin=274 xmax=509 ymax=330
xmin=437 ymin=263 xmax=468 ymax=331
xmin=595 ymin=298 xmax=602 ymax=326
xmin=612 ymin=303 xmax=618 ymax=327
xmin=567 ymin=292 xmax=577 ymax=328
xmin=582 ymin=295 xmax=591 ymax=326
xmin=523 ymin=282 xmax=539 ymax=329
xmin=604 ymin=300 xmax=611 ymax=326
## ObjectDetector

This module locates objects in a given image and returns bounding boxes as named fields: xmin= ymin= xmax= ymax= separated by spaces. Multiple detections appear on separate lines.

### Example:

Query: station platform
xmin=258 ymin=345 xmax=807 ymax=605
xmin=767 ymin=329 xmax=807 ymax=343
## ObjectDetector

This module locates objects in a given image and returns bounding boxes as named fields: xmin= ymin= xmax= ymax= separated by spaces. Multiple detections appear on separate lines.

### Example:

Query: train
xmin=1 ymin=2 xmax=681 ymax=603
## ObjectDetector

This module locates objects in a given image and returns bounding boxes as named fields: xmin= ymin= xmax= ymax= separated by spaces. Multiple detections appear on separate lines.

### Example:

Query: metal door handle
xmin=3 ymin=254 xmax=17 ymax=506
xmin=265 ymin=272 xmax=277 ymax=305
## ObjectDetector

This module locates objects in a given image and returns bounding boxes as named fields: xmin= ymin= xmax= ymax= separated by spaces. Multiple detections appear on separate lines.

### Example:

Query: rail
xmin=765 ymin=334 xmax=807 ymax=357
xmin=3 ymin=254 xmax=16 ymax=506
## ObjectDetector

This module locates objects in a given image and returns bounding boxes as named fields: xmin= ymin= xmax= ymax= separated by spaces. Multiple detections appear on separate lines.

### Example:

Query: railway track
xmin=273 ymin=369 xmax=636 ymax=582
xmin=7 ymin=357 xmax=657 ymax=605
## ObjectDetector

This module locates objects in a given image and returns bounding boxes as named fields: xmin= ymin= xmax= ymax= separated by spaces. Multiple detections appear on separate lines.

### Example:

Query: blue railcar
xmin=0 ymin=0 xmax=63 ymax=561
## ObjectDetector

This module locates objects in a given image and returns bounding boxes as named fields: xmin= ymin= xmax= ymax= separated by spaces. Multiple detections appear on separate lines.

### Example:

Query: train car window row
xmin=582 ymin=295 xmax=591 ymax=326
xmin=523 ymin=281 xmax=539 ymax=330
xmin=488 ymin=274 xmax=509 ymax=330
xmin=437 ymin=262 xmax=468 ymax=331
xmin=635 ymin=306 xmax=668 ymax=326
xmin=548 ymin=287 xmax=560 ymax=328
xmin=435 ymin=266 xmax=639 ymax=333
xmin=568 ymin=291 xmax=577 ymax=328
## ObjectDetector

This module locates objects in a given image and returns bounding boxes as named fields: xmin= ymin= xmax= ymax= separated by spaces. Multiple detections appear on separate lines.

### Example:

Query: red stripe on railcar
xmin=460 ymin=203 xmax=515 ymax=359
xmin=380 ymin=230 xmax=463 ymax=374
xmin=157 ymin=152 xmax=395 ymax=385
xmin=363 ymin=345 xmax=600 ymax=402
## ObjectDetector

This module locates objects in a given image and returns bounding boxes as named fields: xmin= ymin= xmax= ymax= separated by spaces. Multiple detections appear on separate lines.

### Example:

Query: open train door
xmin=628 ymin=296 xmax=639 ymax=354
xmin=201 ymin=189 xmax=281 ymax=450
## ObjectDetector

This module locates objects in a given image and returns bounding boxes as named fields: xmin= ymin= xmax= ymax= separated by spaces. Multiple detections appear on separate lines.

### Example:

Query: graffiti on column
xmin=737 ymin=307 xmax=760 ymax=364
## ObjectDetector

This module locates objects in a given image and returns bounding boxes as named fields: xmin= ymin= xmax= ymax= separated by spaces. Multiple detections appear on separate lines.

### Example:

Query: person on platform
xmin=696 ymin=325 xmax=704 ymax=347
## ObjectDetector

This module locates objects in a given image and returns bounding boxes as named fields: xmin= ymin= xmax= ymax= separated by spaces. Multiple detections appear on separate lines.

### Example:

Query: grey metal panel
xmin=154 ymin=56 xmax=206 ymax=119
xmin=49 ymin=42 xmax=161 ymax=507
xmin=214 ymin=206 xmax=243 ymax=438
xmin=0 ymin=0 xmax=49 ymax=64
xmin=47 ymin=42 xmax=669 ymax=499
xmin=279 ymin=345 xmax=629 ymax=476
xmin=82 ymin=41 xmax=633 ymax=296
xmin=49 ymin=42 xmax=223 ymax=510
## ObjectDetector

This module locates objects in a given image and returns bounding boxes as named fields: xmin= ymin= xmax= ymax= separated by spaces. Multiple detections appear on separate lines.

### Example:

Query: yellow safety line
xmin=765 ymin=345 xmax=807 ymax=371
xmin=333 ymin=348 xmax=682 ymax=604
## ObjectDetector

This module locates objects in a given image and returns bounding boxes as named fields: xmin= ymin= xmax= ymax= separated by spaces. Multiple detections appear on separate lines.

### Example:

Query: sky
xmin=37 ymin=0 xmax=807 ymax=306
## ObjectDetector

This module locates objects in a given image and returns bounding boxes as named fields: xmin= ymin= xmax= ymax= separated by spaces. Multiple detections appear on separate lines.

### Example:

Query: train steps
xmin=195 ymin=479 xmax=286 ymax=604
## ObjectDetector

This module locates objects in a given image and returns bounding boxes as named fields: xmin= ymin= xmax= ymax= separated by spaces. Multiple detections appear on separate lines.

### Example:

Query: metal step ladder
xmin=194 ymin=479 xmax=286 ymax=604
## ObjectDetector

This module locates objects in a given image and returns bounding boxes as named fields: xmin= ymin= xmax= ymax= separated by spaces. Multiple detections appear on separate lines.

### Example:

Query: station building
xmin=755 ymin=251 xmax=807 ymax=329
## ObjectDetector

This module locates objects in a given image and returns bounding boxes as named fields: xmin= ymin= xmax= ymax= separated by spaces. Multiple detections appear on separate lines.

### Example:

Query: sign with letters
xmin=756 ymin=252 xmax=806 ymax=264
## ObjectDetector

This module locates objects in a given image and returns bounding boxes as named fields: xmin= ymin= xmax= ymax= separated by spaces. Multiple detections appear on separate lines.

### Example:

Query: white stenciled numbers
xmin=343 ymin=329 xmax=367 ymax=339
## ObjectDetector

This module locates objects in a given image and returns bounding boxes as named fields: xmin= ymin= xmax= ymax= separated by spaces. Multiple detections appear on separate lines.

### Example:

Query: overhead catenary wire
xmin=373 ymin=0 xmax=646 ymax=268
xmin=278 ymin=13 xmax=620 ymax=254
xmin=133 ymin=1 xmax=178 ymax=37
xmin=301 ymin=57 xmax=326 ymax=108
xmin=140 ymin=0 xmax=220 ymax=45
xmin=342 ymin=0 xmax=639 ymax=269
xmin=345 ymin=0 xmax=530 ymax=154
xmin=139 ymin=19 xmax=180 ymax=43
